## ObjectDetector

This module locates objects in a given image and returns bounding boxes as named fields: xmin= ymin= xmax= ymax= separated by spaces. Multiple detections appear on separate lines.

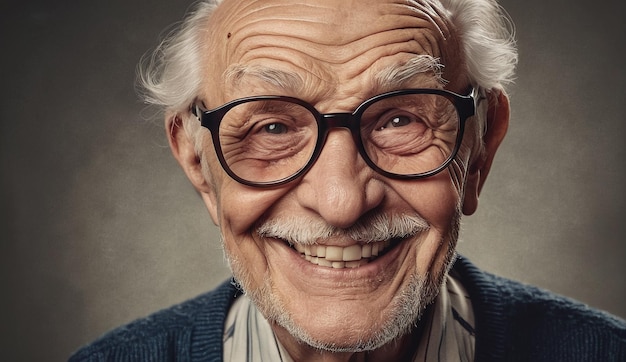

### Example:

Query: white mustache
xmin=256 ymin=213 xmax=430 ymax=245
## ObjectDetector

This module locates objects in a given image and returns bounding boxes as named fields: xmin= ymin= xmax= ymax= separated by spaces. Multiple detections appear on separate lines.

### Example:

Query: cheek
xmin=198 ymin=139 xmax=294 ymax=278
xmin=216 ymin=179 xmax=295 ymax=282
xmin=217 ymin=182 xmax=291 ymax=237
xmin=390 ymin=177 xmax=462 ymax=277
xmin=199 ymin=135 xmax=288 ymax=233
xmin=393 ymin=175 xmax=461 ymax=230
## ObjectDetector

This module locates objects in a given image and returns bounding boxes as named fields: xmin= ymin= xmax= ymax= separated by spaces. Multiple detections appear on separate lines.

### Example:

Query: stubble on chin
xmin=221 ymin=214 xmax=460 ymax=353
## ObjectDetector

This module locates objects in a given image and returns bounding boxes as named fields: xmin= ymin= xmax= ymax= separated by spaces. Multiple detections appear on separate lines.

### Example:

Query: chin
xmin=224 ymin=208 xmax=461 ymax=352
xmin=230 ymin=255 xmax=446 ymax=353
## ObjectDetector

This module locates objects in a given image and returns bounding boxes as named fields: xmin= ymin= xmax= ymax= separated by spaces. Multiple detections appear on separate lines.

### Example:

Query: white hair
xmin=137 ymin=0 xmax=517 ymax=162
xmin=137 ymin=0 xmax=224 ymax=149
xmin=440 ymin=0 xmax=518 ymax=91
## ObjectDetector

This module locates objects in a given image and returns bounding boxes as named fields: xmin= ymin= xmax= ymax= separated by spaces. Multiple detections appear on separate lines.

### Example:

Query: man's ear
xmin=462 ymin=90 xmax=510 ymax=215
xmin=166 ymin=114 xmax=220 ymax=225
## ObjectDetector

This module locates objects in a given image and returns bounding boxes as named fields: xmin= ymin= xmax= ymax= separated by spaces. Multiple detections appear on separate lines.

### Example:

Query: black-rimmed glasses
xmin=191 ymin=88 xmax=476 ymax=187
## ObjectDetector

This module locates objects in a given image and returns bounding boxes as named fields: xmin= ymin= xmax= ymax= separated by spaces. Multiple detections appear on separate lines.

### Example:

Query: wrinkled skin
xmin=167 ymin=0 xmax=509 ymax=361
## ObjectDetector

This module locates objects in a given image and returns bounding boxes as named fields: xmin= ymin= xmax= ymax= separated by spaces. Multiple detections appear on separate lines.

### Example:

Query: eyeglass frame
xmin=191 ymin=88 xmax=477 ymax=188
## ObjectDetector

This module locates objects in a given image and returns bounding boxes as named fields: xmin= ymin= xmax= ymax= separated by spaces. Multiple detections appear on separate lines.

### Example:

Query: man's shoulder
xmin=68 ymin=279 xmax=238 ymax=362
xmin=454 ymin=256 xmax=626 ymax=361
xmin=455 ymin=255 xmax=625 ymax=326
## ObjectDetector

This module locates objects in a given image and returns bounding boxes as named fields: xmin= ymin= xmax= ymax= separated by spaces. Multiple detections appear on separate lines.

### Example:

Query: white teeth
xmin=317 ymin=258 xmax=333 ymax=267
xmin=342 ymin=244 xmax=362 ymax=261
xmin=361 ymin=244 xmax=372 ymax=258
xmin=325 ymin=246 xmax=343 ymax=262
xmin=294 ymin=240 xmax=393 ymax=269
xmin=316 ymin=245 xmax=326 ymax=258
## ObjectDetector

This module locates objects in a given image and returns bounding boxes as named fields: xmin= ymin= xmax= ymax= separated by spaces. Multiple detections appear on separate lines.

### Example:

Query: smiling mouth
xmin=290 ymin=239 xmax=402 ymax=269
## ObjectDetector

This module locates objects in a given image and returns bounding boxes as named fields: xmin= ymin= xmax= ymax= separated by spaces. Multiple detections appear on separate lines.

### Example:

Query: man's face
xmin=197 ymin=0 xmax=475 ymax=352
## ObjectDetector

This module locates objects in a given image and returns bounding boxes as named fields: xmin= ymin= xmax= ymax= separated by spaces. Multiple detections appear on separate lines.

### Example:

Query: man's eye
xmin=263 ymin=123 xmax=288 ymax=134
xmin=377 ymin=116 xmax=412 ymax=130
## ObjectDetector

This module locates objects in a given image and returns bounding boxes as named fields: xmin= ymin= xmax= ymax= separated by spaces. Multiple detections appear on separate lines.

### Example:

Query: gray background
xmin=1 ymin=0 xmax=624 ymax=361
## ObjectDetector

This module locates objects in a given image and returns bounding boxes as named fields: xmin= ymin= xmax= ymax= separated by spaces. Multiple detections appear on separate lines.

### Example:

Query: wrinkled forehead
xmin=204 ymin=0 xmax=464 ymax=101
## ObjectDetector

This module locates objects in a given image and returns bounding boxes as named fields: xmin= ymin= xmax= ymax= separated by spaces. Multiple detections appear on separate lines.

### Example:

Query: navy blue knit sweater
xmin=69 ymin=256 xmax=626 ymax=361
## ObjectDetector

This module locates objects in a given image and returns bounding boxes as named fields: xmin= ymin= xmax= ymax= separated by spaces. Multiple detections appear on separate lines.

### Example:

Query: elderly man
xmin=70 ymin=0 xmax=625 ymax=360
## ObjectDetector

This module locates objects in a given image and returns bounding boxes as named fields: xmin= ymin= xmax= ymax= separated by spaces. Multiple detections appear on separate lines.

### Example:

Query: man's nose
xmin=295 ymin=128 xmax=385 ymax=229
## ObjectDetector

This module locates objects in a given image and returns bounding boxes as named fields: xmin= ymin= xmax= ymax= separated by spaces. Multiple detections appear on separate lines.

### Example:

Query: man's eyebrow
xmin=223 ymin=64 xmax=303 ymax=94
xmin=223 ymin=55 xmax=445 ymax=96
xmin=374 ymin=55 xmax=447 ymax=91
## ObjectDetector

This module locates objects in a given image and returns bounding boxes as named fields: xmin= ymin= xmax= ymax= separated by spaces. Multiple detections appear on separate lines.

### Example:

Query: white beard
xmin=222 ymin=208 xmax=461 ymax=352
